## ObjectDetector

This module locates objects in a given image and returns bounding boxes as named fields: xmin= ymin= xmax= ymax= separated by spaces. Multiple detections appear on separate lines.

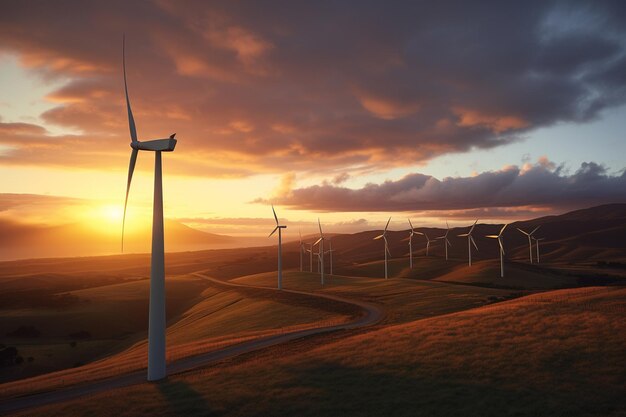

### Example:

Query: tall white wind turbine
xmin=374 ymin=217 xmax=392 ymax=279
xmin=313 ymin=219 xmax=325 ymax=285
xmin=121 ymin=36 xmax=177 ymax=382
xmin=458 ymin=220 xmax=479 ymax=266
xmin=407 ymin=219 xmax=416 ymax=269
xmin=517 ymin=226 xmax=540 ymax=263
xmin=269 ymin=205 xmax=287 ymax=290
xmin=486 ymin=224 xmax=508 ymax=277
xmin=435 ymin=221 xmax=452 ymax=260
xmin=532 ymin=236 xmax=545 ymax=263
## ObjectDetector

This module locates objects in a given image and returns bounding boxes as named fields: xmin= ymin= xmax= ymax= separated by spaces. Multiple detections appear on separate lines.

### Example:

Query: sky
xmin=1 ymin=0 xmax=626 ymax=245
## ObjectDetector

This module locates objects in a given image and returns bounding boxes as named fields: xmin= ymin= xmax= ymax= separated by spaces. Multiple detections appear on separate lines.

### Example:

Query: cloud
xmin=265 ymin=159 xmax=626 ymax=212
xmin=1 ymin=2 xmax=626 ymax=176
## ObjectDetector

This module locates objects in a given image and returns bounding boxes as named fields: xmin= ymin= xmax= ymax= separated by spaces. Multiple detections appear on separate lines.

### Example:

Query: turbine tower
xmin=313 ymin=219 xmax=325 ymax=285
xmin=486 ymin=224 xmax=508 ymax=278
xmin=298 ymin=230 xmax=305 ymax=272
xmin=306 ymin=243 xmax=313 ymax=272
xmin=324 ymin=238 xmax=335 ymax=275
xmin=121 ymin=36 xmax=177 ymax=382
xmin=435 ymin=221 xmax=452 ymax=260
xmin=416 ymin=231 xmax=433 ymax=256
xmin=374 ymin=217 xmax=392 ymax=279
xmin=458 ymin=220 xmax=479 ymax=266
xmin=268 ymin=205 xmax=287 ymax=290
xmin=517 ymin=226 xmax=540 ymax=263
xmin=407 ymin=219 xmax=416 ymax=269
xmin=532 ymin=236 xmax=545 ymax=263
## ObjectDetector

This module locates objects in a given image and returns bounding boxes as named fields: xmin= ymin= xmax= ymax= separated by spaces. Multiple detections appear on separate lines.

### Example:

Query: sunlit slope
xmin=233 ymin=270 xmax=520 ymax=324
xmin=24 ymin=286 xmax=625 ymax=417
xmin=432 ymin=259 xmax=580 ymax=289
xmin=0 ymin=274 xmax=353 ymax=397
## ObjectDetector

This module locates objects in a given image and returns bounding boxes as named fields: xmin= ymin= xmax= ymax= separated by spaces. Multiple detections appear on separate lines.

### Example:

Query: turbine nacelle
xmin=131 ymin=138 xmax=178 ymax=152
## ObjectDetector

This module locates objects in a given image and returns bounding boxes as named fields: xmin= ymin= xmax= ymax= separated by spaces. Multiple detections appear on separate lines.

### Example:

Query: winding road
xmin=0 ymin=272 xmax=384 ymax=415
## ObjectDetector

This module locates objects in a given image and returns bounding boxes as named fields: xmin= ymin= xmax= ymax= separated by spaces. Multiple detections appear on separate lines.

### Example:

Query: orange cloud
xmin=453 ymin=107 xmax=529 ymax=133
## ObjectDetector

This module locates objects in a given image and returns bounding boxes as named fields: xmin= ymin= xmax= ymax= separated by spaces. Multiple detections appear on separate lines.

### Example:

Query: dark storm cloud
xmin=266 ymin=160 xmax=626 ymax=212
xmin=1 ymin=1 xmax=626 ymax=174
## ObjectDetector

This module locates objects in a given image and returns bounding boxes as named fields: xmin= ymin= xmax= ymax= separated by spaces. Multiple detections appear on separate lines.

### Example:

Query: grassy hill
xmin=16 ymin=286 xmax=625 ymax=417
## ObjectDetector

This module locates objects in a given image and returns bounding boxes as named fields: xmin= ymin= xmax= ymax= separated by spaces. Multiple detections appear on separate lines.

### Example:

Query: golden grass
xmin=0 ymin=275 xmax=351 ymax=399
xmin=18 ymin=286 xmax=625 ymax=417
xmin=233 ymin=270 xmax=521 ymax=324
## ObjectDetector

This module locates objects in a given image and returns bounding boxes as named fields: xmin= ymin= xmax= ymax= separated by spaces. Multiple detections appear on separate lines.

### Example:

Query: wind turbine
xmin=517 ymin=226 xmax=540 ymax=263
xmin=486 ymin=224 xmax=507 ymax=277
xmin=298 ymin=230 xmax=305 ymax=272
xmin=269 ymin=205 xmax=287 ymax=290
xmin=306 ymin=243 xmax=313 ymax=272
xmin=121 ymin=36 xmax=177 ymax=382
xmin=374 ymin=217 xmax=392 ymax=279
xmin=532 ymin=236 xmax=545 ymax=263
xmin=313 ymin=219 xmax=325 ymax=285
xmin=416 ymin=231 xmax=433 ymax=256
xmin=435 ymin=221 xmax=452 ymax=260
xmin=324 ymin=238 xmax=335 ymax=275
xmin=458 ymin=220 xmax=479 ymax=266
xmin=406 ymin=219 xmax=416 ymax=269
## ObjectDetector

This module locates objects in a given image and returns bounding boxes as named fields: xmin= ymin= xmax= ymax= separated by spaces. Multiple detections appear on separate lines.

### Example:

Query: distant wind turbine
xmin=486 ymin=224 xmax=508 ymax=277
xmin=268 ymin=205 xmax=287 ymax=290
xmin=435 ymin=221 xmax=452 ymax=260
xmin=517 ymin=226 xmax=540 ymax=263
xmin=313 ymin=219 xmax=325 ymax=285
xmin=121 ymin=36 xmax=177 ymax=382
xmin=416 ymin=230 xmax=433 ymax=256
xmin=407 ymin=218 xmax=416 ymax=269
xmin=324 ymin=238 xmax=335 ymax=275
xmin=458 ymin=220 xmax=479 ymax=266
xmin=306 ymin=243 xmax=313 ymax=272
xmin=532 ymin=236 xmax=545 ymax=263
xmin=374 ymin=217 xmax=392 ymax=279
xmin=298 ymin=230 xmax=305 ymax=272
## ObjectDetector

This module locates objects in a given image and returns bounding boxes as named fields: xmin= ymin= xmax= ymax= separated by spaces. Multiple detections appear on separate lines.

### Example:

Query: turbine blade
xmin=384 ymin=216 xmax=391 ymax=232
xmin=408 ymin=218 xmax=414 ymax=230
xmin=471 ymin=236 xmax=478 ymax=251
xmin=458 ymin=233 xmax=469 ymax=237
xmin=531 ymin=225 xmax=540 ymax=235
xmin=485 ymin=235 xmax=499 ymax=238
xmin=517 ymin=228 xmax=530 ymax=236
xmin=272 ymin=204 xmax=279 ymax=225
xmin=313 ymin=237 xmax=322 ymax=246
xmin=499 ymin=223 xmax=508 ymax=235
xmin=318 ymin=218 xmax=323 ymax=236
xmin=373 ymin=234 xmax=384 ymax=240
xmin=121 ymin=148 xmax=138 ymax=252
xmin=447 ymin=238 xmax=452 ymax=247
xmin=415 ymin=231 xmax=424 ymax=236
xmin=268 ymin=226 xmax=279 ymax=238
xmin=469 ymin=219 xmax=478 ymax=233
xmin=498 ymin=238 xmax=504 ymax=254
xmin=122 ymin=35 xmax=138 ymax=143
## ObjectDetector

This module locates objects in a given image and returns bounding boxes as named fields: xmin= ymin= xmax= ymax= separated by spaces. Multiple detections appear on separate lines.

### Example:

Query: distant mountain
xmin=281 ymin=204 xmax=626 ymax=266
xmin=0 ymin=218 xmax=244 ymax=261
